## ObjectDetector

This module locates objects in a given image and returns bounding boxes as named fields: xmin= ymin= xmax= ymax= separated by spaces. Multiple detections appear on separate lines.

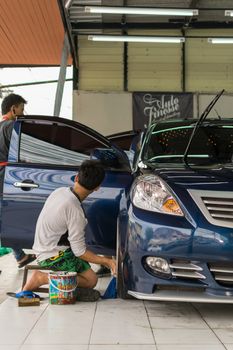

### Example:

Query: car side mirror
xmin=130 ymin=131 xmax=145 ymax=153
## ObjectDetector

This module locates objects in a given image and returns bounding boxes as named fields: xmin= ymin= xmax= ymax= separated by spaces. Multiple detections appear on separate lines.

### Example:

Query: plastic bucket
xmin=49 ymin=272 xmax=77 ymax=305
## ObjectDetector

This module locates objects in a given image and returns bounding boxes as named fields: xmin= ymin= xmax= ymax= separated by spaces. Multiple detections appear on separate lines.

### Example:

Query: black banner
xmin=133 ymin=92 xmax=193 ymax=130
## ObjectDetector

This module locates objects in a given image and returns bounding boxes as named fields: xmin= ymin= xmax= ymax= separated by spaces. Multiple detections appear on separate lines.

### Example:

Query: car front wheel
xmin=116 ymin=230 xmax=132 ymax=299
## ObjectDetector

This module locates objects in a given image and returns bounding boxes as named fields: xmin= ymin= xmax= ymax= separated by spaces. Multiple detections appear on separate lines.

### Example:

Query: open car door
xmin=1 ymin=116 xmax=133 ymax=256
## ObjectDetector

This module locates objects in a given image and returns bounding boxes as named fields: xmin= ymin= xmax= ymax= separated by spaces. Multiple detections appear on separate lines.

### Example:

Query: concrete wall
xmin=73 ymin=91 xmax=233 ymax=134
xmin=73 ymin=90 xmax=132 ymax=135
xmin=198 ymin=93 xmax=233 ymax=118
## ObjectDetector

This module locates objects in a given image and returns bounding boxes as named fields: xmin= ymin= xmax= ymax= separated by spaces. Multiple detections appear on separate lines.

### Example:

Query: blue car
xmin=119 ymin=117 xmax=233 ymax=303
xmin=2 ymin=107 xmax=233 ymax=303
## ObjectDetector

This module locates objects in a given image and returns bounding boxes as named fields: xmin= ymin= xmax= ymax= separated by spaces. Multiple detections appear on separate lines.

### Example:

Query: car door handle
xmin=13 ymin=182 xmax=39 ymax=189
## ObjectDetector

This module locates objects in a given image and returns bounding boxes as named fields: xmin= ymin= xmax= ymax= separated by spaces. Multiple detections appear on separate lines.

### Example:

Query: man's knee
xmin=87 ymin=272 xmax=98 ymax=288
xmin=78 ymin=269 xmax=98 ymax=288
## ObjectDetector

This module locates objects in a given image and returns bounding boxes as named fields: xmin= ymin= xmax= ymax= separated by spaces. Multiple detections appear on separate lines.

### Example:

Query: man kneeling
xmin=23 ymin=160 xmax=116 ymax=301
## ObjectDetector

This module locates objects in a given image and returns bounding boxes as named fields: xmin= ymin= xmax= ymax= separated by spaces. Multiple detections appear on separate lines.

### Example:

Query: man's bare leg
xmin=76 ymin=269 xmax=100 ymax=301
xmin=23 ymin=270 xmax=48 ymax=291
xmin=77 ymin=268 xmax=98 ymax=288
xmin=22 ymin=269 xmax=100 ymax=301
xmin=23 ymin=269 xmax=97 ymax=291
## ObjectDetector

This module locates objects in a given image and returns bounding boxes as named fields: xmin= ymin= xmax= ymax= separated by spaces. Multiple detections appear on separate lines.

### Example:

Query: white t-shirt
xmin=33 ymin=187 xmax=88 ymax=261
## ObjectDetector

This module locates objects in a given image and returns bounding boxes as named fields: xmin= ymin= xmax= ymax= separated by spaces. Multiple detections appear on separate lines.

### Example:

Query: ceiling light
xmin=84 ymin=6 xmax=198 ymax=16
xmin=88 ymin=35 xmax=185 ymax=43
xmin=208 ymin=38 xmax=233 ymax=44
xmin=225 ymin=10 xmax=233 ymax=17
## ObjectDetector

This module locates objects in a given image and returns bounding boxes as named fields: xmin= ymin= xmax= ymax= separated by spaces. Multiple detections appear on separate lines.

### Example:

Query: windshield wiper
xmin=183 ymin=89 xmax=225 ymax=167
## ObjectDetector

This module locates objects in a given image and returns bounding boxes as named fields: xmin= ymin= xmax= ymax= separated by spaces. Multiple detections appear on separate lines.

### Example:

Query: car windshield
xmin=142 ymin=121 xmax=233 ymax=165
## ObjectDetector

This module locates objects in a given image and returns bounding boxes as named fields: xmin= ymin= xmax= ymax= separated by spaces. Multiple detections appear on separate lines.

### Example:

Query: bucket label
xmin=49 ymin=272 xmax=77 ymax=305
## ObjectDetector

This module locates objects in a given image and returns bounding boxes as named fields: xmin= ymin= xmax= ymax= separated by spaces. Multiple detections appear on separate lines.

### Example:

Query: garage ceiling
xmin=1 ymin=1 xmax=232 ymax=67
xmin=59 ymin=0 xmax=233 ymax=92
xmin=66 ymin=0 xmax=233 ymax=34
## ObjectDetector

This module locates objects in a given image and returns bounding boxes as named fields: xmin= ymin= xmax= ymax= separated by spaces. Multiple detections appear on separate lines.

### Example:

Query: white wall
xmin=73 ymin=91 xmax=233 ymax=134
xmin=73 ymin=91 xmax=132 ymax=135
xmin=198 ymin=94 xmax=233 ymax=118
xmin=74 ymin=29 xmax=233 ymax=133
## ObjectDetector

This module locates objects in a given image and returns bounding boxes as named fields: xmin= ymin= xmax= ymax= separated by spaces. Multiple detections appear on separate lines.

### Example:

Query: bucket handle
xmin=49 ymin=277 xmax=78 ymax=293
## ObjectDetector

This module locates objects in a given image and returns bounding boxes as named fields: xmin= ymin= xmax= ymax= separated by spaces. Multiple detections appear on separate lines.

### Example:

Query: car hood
xmin=147 ymin=163 xmax=233 ymax=191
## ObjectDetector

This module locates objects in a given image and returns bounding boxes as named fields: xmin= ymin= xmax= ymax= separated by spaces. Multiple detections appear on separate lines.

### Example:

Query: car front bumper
xmin=122 ymin=205 xmax=233 ymax=300
xmin=128 ymin=289 xmax=233 ymax=303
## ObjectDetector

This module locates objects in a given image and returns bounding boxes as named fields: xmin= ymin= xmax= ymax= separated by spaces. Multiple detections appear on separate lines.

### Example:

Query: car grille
xmin=188 ymin=189 xmax=233 ymax=228
xmin=170 ymin=260 xmax=206 ymax=280
xmin=162 ymin=259 xmax=233 ymax=288
xmin=203 ymin=196 xmax=233 ymax=222
xmin=209 ymin=263 xmax=233 ymax=286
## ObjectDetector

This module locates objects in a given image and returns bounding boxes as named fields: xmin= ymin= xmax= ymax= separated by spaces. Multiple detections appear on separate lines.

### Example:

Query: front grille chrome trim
xmin=170 ymin=263 xmax=203 ymax=271
xmin=209 ymin=263 xmax=233 ymax=285
xmin=169 ymin=261 xmax=205 ymax=280
xmin=207 ymin=206 xmax=233 ymax=212
xmin=210 ymin=267 xmax=233 ymax=273
xmin=172 ymin=271 xmax=206 ymax=279
xmin=188 ymin=189 xmax=233 ymax=228
xmin=214 ymin=274 xmax=233 ymax=282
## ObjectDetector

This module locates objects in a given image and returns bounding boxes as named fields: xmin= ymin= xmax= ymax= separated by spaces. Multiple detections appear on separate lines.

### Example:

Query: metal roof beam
xmin=57 ymin=0 xmax=78 ymax=68
xmin=71 ymin=21 xmax=233 ymax=31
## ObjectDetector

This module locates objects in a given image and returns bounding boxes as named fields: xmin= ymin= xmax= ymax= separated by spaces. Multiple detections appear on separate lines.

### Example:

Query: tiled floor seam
xmin=191 ymin=302 xmax=228 ymax=349
xmin=19 ymin=302 xmax=50 ymax=348
xmin=87 ymin=301 xmax=98 ymax=349
xmin=143 ymin=300 xmax=158 ymax=349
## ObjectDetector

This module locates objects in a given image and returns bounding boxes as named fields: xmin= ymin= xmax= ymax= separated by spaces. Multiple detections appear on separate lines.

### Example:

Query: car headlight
xmin=131 ymin=175 xmax=184 ymax=216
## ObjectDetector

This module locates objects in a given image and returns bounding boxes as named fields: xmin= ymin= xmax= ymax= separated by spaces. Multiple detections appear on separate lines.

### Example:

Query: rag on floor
xmin=101 ymin=276 xmax=117 ymax=299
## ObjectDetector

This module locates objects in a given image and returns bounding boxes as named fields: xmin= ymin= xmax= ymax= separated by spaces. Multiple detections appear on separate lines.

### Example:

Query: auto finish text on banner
xmin=133 ymin=92 xmax=193 ymax=130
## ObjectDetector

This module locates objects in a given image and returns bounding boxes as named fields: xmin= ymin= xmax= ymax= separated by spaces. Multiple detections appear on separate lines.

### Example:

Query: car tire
xmin=116 ymin=230 xmax=132 ymax=299
xmin=117 ymin=250 xmax=128 ymax=299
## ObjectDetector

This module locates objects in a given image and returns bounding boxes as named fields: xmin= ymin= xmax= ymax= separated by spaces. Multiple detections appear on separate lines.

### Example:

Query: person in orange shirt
xmin=1 ymin=93 xmax=36 ymax=268
xmin=1 ymin=93 xmax=26 ymax=121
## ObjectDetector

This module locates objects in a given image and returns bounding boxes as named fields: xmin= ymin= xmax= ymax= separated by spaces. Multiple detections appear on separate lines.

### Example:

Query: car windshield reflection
xmin=142 ymin=122 xmax=233 ymax=165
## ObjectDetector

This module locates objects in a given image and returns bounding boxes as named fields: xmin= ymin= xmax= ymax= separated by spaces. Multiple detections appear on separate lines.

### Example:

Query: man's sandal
xmin=18 ymin=254 xmax=36 ymax=268
xmin=7 ymin=291 xmax=44 ymax=300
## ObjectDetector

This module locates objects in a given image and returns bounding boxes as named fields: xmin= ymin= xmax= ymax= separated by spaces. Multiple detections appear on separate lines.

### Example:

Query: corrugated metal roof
xmin=0 ymin=0 xmax=71 ymax=66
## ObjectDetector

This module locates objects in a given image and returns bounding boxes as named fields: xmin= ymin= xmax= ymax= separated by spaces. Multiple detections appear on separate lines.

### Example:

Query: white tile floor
xmin=0 ymin=253 xmax=233 ymax=350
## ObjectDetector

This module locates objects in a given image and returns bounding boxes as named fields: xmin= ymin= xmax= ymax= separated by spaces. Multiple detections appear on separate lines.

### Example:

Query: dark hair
xmin=78 ymin=160 xmax=105 ymax=190
xmin=1 ymin=94 xmax=27 ymax=114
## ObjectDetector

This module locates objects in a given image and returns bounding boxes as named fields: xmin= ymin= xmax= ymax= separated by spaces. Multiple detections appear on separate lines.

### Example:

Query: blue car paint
xmin=120 ymin=207 xmax=233 ymax=296
xmin=118 ymin=162 xmax=233 ymax=298
xmin=1 ymin=118 xmax=133 ymax=256
xmin=2 ymin=165 xmax=132 ymax=254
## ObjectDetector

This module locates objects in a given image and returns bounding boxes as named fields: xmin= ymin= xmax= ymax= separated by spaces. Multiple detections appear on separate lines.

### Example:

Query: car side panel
xmin=1 ymin=119 xmax=133 ymax=255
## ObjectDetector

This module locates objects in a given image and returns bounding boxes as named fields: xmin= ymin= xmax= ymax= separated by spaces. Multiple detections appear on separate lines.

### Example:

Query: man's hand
xmin=79 ymin=250 xmax=117 ymax=276
xmin=103 ymin=257 xmax=116 ymax=276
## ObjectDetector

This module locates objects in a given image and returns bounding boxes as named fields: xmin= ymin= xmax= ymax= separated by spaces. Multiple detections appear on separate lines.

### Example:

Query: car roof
xmin=16 ymin=115 xmax=110 ymax=147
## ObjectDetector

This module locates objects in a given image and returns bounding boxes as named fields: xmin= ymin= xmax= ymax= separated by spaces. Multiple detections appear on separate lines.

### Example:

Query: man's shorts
xmin=38 ymin=248 xmax=90 ymax=273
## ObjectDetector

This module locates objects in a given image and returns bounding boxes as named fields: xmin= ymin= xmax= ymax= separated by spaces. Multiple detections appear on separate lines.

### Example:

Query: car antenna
xmin=183 ymin=89 xmax=225 ymax=168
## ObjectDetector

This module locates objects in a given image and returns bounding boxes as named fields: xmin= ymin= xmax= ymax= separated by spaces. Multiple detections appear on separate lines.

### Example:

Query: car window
xmin=19 ymin=121 xmax=106 ymax=166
